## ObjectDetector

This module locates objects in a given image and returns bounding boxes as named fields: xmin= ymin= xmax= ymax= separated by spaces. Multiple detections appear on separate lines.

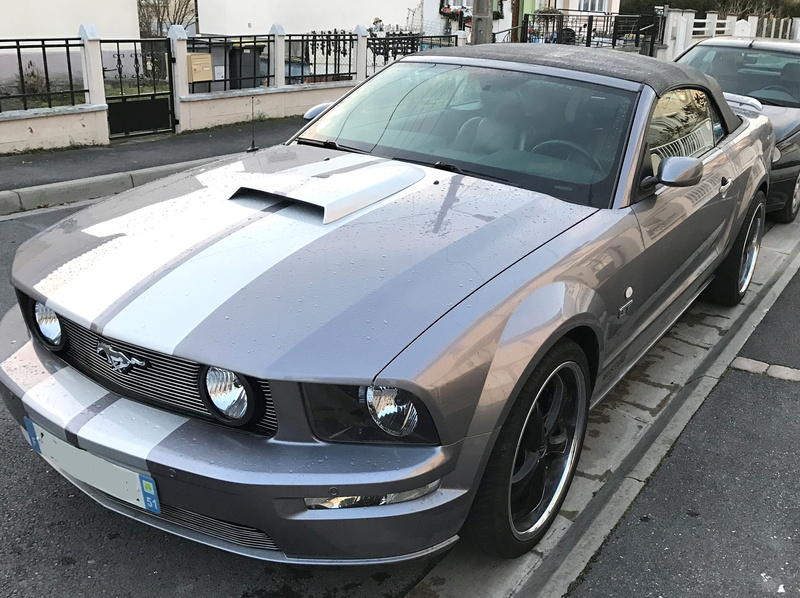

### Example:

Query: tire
xmin=462 ymin=338 xmax=590 ymax=559
xmin=706 ymin=191 xmax=766 ymax=306
xmin=772 ymin=174 xmax=800 ymax=223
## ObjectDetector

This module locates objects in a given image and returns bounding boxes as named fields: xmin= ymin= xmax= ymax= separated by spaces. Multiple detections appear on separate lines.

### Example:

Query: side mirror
xmin=303 ymin=102 xmax=333 ymax=121
xmin=642 ymin=156 xmax=703 ymax=189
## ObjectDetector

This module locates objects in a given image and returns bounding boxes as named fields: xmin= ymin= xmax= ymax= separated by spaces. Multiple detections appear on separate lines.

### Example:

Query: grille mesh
xmin=102 ymin=493 xmax=279 ymax=551
xmin=59 ymin=318 xmax=278 ymax=435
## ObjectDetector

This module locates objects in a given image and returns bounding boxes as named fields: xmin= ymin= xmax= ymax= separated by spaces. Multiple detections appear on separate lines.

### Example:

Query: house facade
xmin=195 ymin=0 xmax=516 ymax=36
xmin=0 ymin=0 xmax=139 ymax=39
xmin=521 ymin=0 xmax=622 ymax=14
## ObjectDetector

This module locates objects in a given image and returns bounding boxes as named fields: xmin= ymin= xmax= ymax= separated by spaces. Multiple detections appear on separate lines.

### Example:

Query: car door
xmin=629 ymin=88 xmax=738 ymax=333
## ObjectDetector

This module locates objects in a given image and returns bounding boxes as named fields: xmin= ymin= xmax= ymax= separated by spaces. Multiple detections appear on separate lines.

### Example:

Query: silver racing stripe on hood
xmin=100 ymin=163 xmax=436 ymax=355
xmin=30 ymin=154 xmax=391 ymax=331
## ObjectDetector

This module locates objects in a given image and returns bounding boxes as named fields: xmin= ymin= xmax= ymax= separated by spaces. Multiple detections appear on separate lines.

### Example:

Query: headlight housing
xmin=29 ymin=300 xmax=66 ymax=350
xmin=303 ymin=384 xmax=439 ymax=444
xmin=200 ymin=366 xmax=260 ymax=427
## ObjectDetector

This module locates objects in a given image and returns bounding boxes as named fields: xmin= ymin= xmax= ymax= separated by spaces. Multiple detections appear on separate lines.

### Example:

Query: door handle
xmin=719 ymin=177 xmax=732 ymax=194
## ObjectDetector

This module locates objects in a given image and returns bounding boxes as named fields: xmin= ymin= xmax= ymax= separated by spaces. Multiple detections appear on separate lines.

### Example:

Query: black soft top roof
xmin=419 ymin=44 xmax=741 ymax=132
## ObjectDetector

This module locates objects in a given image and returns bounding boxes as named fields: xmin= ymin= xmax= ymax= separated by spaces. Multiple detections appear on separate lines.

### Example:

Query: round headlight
xmin=364 ymin=386 xmax=418 ymax=437
xmin=34 ymin=302 xmax=63 ymax=347
xmin=205 ymin=367 xmax=249 ymax=421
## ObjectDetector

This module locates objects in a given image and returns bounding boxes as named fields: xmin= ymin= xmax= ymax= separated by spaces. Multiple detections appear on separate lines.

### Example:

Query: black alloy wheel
xmin=464 ymin=338 xmax=590 ymax=558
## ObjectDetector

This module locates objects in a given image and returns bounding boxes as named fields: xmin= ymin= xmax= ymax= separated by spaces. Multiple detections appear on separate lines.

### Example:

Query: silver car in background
xmin=0 ymin=45 xmax=773 ymax=563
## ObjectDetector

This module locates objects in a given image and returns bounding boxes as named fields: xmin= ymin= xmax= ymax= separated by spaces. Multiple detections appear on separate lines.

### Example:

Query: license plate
xmin=24 ymin=417 xmax=161 ymax=514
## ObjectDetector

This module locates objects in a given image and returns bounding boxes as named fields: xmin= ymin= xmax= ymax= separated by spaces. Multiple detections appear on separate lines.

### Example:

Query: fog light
xmin=304 ymin=479 xmax=441 ymax=509
xmin=364 ymin=386 xmax=418 ymax=437
xmin=205 ymin=367 xmax=249 ymax=420
xmin=34 ymin=302 xmax=63 ymax=347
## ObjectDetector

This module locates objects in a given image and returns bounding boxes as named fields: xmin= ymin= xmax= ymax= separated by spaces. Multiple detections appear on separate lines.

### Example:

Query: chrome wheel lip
xmin=507 ymin=361 xmax=587 ymax=541
xmin=738 ymin=203 xmax=765 ymax=296
xmin=791 ymin=175 xmax=800 ymax=216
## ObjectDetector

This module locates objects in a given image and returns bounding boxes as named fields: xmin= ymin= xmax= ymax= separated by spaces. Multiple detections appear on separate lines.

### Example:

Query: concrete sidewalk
xmin=0 ymin=117 xmax=306 ymax=216
xmin=566 ymin=266 xmax=800 ymax=597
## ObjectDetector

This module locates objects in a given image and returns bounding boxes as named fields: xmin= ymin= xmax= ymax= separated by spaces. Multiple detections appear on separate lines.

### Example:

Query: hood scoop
xmin=230 ymin=157 xmax=426 ymax=224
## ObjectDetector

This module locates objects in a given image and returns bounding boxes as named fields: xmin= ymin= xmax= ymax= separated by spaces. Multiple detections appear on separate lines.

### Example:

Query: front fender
xmin=463 ymin=282 xmax=604 ymax=439
xmin=375 ymin=257 xmax=606 ymax=448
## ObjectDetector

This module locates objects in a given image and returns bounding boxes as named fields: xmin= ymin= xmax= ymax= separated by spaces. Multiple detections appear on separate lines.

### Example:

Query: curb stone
xmin=0 ymin=157 xmax=220 ymax=217
xmin=0 ymin=190 xmax=22 ymax=215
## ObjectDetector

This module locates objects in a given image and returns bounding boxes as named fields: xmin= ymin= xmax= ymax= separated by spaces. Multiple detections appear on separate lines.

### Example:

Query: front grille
xmin=102 ymin=493 xmax=279 ymax=551
xmin=58 ymin=317 xmax=278 ymax=436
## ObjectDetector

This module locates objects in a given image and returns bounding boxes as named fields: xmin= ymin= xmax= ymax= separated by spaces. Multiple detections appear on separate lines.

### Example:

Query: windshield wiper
xmin=295 ymin=137 xmax=367 ymax=154
xmin=395 ymin=158 xmax=520 ymax=187
xmin=433 ymin=161 xmax=465 ymax=174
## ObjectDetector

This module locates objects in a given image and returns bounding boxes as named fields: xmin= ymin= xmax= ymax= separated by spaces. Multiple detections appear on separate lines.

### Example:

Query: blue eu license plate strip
xmin=139 ymin=475 xmax=161 ymax=514
xmin=24 ymin=417 xmax=41 ymax=454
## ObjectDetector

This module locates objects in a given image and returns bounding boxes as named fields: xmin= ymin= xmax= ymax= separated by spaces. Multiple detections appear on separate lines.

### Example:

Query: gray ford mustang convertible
xmin=0 ymin=45 xmax=774 ymax=564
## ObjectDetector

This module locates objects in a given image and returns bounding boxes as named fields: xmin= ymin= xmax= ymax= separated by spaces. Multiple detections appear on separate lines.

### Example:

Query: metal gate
xmin=519 ymin=8 xmax=666 ymax=57
xmin=101 ymin=38 xmax=175 ymax=138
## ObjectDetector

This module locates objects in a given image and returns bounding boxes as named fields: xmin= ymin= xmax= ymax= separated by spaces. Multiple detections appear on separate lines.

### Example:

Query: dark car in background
xmin=677 ymin=38 xmax=800 ymax=222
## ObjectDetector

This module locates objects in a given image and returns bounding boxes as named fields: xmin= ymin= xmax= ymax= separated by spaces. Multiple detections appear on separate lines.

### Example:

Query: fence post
xmin=353 ymin=24 xmax=368 ymax=82
xmin=270 ymin=24 xmax=286 ymax=87
xmin=456 ymin=30 xmax=469 ymax=47
xmin=78 ymin=24 xmax=105 ymax=107
xmin=586 ymin=15 xmax=593 ymax=47
xmin=725 ymin=15 xmax=736 ymax=36
xmin=748 ymin=16 xmax=759 ymax=37
xmin=793 ymin=18 xmax=800 ymax=40
xmin=705 ymin=11 xmax=717 ymax=37
xmin=167 ymin=25 xmax=188 ymax=134
xmin=662 ymin=9 xmax=683 ymax=60
xmin=682 ymin=10 xmax=696 ymax=48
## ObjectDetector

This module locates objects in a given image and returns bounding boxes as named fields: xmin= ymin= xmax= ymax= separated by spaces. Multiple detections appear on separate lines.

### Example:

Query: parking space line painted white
xmin=730 ymin=356 xmax=769 ymax=374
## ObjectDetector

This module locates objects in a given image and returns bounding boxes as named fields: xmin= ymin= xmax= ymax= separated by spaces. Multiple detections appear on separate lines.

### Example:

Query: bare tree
xmin=138 ymin=0 xmax=196 ymax=37
xmin=716 ymin=0 xmax=781 ymax=18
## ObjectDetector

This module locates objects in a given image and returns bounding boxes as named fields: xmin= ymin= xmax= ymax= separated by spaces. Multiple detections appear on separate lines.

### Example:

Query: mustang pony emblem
xmin=96 ymin=341 xmax=147 ymax=374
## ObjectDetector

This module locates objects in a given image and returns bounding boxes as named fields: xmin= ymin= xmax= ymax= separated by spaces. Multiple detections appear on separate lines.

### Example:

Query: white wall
xmin=196 ymin=0 xmax=418 ymax=35
xmin=0 ymin=0 xmax=139 ymax=39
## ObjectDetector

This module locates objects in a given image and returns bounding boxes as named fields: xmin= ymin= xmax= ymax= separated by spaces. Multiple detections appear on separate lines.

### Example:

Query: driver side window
xmin=646 ymin=89 xmax=717 ymax=173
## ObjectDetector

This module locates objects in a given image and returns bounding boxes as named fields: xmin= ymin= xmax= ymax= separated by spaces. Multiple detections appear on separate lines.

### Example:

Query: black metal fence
xmin=100 ymin=38 xmax=175 ymax=137
xmin=285 ymin=31 xmax=356 ymax=85
xmin=514 ymin=9 xmax=666 ymax=57
xmin=367 ymin=33 xmax=458 ymax=76
xmin=0 ymin=38 xmax=86 ymax=112
xmin=187 ymin=35 xmax=273 ymax=93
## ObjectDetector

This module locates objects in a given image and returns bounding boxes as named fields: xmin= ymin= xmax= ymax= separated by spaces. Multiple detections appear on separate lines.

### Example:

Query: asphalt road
xmin=0 ymin=118 xmax=306 ymax=191
xmin=0 ymin=207 xmax=440 ymax=598
xmin=567 ymin=369 xmax=800 ymax=597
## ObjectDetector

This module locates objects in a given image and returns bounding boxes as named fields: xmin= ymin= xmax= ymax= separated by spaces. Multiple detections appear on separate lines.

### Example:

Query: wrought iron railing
xmin=101 ymin=39 xmax=172 ymax=100
xmin=187 ymin=35 xmax=274 ymax=93
xmin=511 ymin=10 xmax=665 ymax=57
xmin=0 ymin=38 xmax=87 ymax=112
xmin=285 ymin=31 xmax=356 ymax=85
xmin=100 ymin=38 xmax=175 ymax=137
xmin=366 ymin=34 xmax=458 ymax=76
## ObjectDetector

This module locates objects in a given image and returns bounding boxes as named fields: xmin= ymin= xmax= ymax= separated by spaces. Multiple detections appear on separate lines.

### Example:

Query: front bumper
xmin=0 ymin=306 xmax=479 ymax=564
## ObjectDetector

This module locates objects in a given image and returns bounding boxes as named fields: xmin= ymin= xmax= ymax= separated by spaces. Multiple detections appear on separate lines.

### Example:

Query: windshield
xmin=678 ymin=44 xmax=800 ymax=108
xmin=298 ymin=62 xmax=636 ymax=207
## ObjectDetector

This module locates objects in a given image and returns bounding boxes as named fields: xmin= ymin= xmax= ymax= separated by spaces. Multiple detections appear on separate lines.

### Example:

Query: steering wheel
xmin=531 ymin=140 xmax=603 ymax=173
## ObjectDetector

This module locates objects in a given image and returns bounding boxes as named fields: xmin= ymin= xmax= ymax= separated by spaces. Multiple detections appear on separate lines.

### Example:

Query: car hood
xmin=12 ymin=145 xmax=596 ymax=380
xmin=726 ymin=92 xmax=800 ymax=142
xmin=759 ymin=104 xmax=800 ymax=142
